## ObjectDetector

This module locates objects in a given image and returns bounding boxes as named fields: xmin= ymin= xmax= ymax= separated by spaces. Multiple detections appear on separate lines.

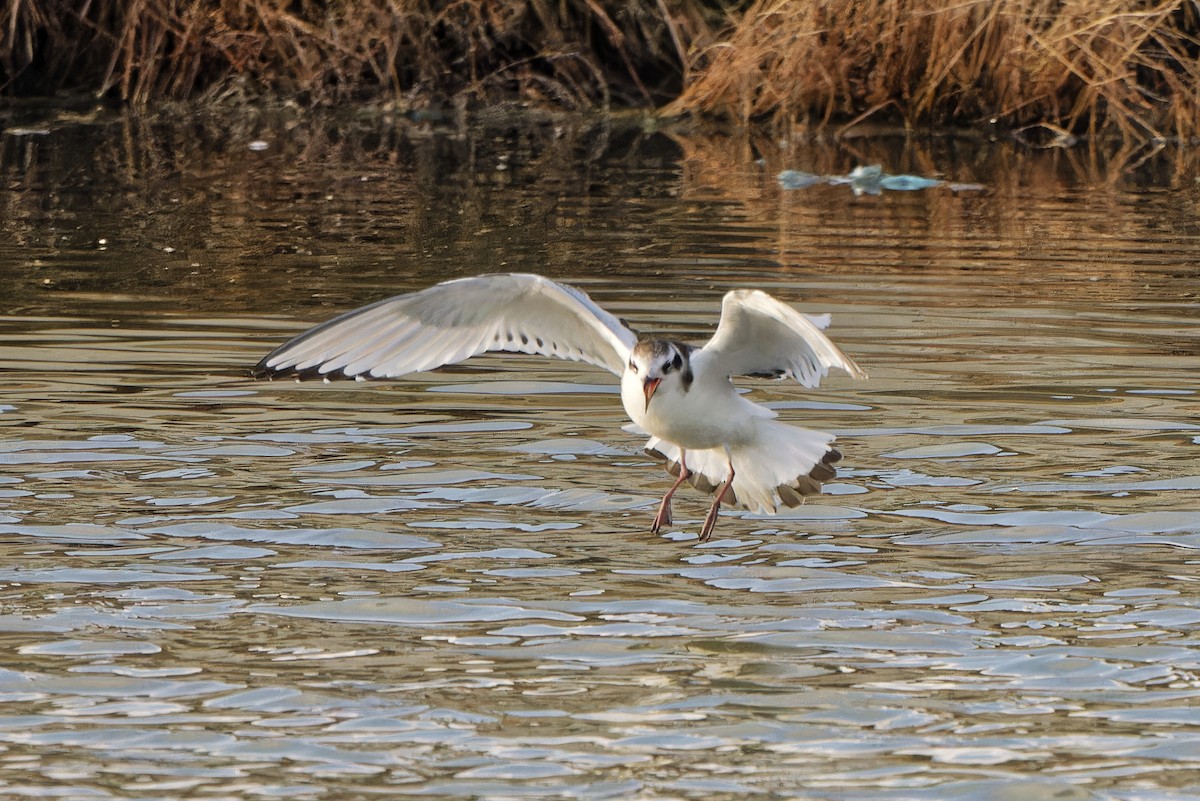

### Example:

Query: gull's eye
xmin=628 ymin=360 xmax=638 ymax=374
xmin=669 ymin=352 xmax=683 ymax=371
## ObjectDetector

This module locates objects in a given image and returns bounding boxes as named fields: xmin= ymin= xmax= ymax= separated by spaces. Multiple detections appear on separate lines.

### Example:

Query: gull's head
xmin=628 ymin=338 xmax=689 ymax=410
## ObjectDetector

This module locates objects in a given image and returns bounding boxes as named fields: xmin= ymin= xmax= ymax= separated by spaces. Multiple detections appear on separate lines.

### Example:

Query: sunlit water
xmin=1 ymin=110 xmax=1199 ymax=800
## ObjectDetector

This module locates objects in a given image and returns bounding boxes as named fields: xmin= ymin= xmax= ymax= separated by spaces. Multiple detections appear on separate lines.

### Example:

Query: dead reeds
xmin=3 ymin=1 xmax=1200 ymax=142
xmin=1 ymin=0 xmax=712 ymax=107
xmin=670 ymin=0 xmax=1200 ymax=142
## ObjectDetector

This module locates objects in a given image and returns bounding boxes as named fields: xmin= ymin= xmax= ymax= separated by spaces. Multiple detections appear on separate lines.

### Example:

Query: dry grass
xmin=670 ymin=0 xmax=1200 ymax=142
xmin=3 ymin=1 xmax=1200 ymax=141
xmin=1 ymin=0 xmax=715 ymax=107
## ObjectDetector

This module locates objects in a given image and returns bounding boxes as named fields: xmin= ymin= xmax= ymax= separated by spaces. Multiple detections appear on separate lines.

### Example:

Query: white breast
xmin=619 ymin=355 xmax=770 ymax=450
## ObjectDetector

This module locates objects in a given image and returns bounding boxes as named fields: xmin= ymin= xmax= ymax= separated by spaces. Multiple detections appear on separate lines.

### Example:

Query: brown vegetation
xmin=671 ymin=0 xmax=1200 ymax=142
xmin=3 ymin=1 xmax=1199 ymax=142
xmin=0 ymin=0 xmax=714 ymax=107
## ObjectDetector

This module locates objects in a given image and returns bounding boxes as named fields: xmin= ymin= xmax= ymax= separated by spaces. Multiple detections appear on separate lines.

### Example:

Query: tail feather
xmin=645 ymin=421 xmax=840 ymax=515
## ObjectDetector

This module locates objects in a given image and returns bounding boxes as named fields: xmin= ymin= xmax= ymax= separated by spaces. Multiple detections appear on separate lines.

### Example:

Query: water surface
xmin=1 ymin=111 xmax=1199 ymax=800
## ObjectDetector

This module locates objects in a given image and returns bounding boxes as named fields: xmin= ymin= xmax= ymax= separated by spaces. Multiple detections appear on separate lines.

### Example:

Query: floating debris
xmin=879 ymin=174 xmax=943 ymax=191
xmin=776 ymin=170 xmax=823 ymax=189
xmin=778 ymin=164 xmax=984 ymax=195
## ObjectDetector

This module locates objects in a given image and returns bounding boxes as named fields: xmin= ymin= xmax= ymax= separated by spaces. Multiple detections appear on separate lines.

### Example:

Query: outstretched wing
xmin=700 ymin=289 xmax=866 ymax=387
xmin=255 ymin=273 xmax=638 ymax=379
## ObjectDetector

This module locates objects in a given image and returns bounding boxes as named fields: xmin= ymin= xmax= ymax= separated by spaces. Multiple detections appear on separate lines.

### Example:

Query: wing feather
xmin=326 ymin=318 xmax=420 ymax=376
xmin=255 ymin=273 xmax=637 ymax=379
xmin=701 ymin=289 xmax=866 ymax=387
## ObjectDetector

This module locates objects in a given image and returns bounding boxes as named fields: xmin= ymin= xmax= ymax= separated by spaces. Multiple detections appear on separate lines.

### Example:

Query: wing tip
xmin=251 ymin=355 xmax=372 ymax=382
xmin=251 ymin=351 xmax=284 ymax=379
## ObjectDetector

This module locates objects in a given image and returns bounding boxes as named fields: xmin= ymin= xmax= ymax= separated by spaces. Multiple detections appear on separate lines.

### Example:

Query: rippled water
xmin=1 ymin=111 xmax=1199 ymax=800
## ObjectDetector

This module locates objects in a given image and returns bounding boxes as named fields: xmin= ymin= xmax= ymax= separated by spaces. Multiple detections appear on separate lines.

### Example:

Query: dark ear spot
xmin=670 ymin=352 xmax=683 ymax=371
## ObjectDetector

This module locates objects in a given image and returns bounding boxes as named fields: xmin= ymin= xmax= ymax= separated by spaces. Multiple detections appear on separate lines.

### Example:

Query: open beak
xmin=642 ymin=377 xmax=661 ymax=410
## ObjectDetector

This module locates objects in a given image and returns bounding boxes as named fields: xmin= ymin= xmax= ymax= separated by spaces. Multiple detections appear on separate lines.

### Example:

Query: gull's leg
xmin=651 ymin=450 xmax=690 ymax=534
xmin=699 ymin=456 xmax=735 ymax=542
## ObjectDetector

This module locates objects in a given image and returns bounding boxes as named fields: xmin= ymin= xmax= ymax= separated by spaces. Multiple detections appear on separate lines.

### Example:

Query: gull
xmin=255 ymin=273 xmax=866 ymax=541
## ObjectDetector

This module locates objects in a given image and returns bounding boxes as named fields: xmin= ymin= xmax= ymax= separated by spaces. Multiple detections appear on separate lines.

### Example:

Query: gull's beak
xmin=642 ymin=377 xmax=661 ymax=410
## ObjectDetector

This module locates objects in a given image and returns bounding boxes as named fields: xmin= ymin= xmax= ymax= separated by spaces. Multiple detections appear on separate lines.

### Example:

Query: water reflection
xmin=0 ymin=112 xmax=1199 ymax=799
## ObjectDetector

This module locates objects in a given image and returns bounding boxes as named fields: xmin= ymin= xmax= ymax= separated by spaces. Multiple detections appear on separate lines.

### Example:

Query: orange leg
xmin=699 ymin=459 xmax=735 ymax=542
xmin=651 ymin=450 xmax=690 ymax=534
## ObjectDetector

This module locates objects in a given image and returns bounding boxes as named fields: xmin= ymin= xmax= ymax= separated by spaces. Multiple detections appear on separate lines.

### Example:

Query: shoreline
xmin=3 ymin=1 xmax=1198 ymax=144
